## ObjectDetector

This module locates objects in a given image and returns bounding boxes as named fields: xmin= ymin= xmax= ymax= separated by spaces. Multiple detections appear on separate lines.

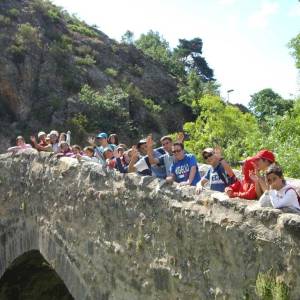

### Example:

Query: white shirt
xmin=269 ymin=184 xmax=300 ymax=210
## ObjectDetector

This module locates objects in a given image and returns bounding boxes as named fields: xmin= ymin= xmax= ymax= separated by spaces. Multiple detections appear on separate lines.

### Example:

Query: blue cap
xmin=97 ymin=132 xmax=108 ymax=139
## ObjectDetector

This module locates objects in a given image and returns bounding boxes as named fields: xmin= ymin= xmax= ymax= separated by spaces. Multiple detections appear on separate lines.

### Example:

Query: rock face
xmin=0 ymin=150 xmax=300 ymax=299
xmin=0 ymin=0 xmax=193 ymax=149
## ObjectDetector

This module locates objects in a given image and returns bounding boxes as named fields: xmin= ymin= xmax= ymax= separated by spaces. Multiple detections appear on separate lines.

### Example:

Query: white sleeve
xmin=269 ymin=189 xmax=298 ymax=209
xmin=258 ymin=192 xmax=272 ymax=207
xmin=66 ymin=131 xmax=71 ymax=145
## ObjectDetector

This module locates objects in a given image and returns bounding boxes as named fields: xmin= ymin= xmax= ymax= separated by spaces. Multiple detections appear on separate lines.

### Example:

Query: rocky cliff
xmin=0 ymin=150 xmax=300 ymax=299
xmin=0 ymin=0 xmax=193 ymax=150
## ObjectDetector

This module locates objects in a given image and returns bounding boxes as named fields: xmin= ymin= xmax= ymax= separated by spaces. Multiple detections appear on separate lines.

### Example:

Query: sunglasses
xmin=172 ymin=149 xmax=182 ymax=154
xmin=203 ymin=152 xmax=213 ymax=160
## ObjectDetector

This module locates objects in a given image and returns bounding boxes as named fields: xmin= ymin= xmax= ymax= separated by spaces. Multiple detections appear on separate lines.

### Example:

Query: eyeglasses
xmin=203 ymin=152 xmax=213 ymax=160
xmin=172 ymin=149 xmax=182 ymax=154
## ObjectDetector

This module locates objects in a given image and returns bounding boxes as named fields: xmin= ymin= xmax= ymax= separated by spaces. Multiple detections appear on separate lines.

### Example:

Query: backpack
xmin=285 ymin=187 xmax=300 ymax=206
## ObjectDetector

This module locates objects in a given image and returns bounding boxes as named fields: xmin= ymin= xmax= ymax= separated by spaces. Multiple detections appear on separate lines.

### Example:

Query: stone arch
xmin=0 ymin=217 xmax=91 ymax=300
xmin=0 ymin=249 xmax=74 ymax=299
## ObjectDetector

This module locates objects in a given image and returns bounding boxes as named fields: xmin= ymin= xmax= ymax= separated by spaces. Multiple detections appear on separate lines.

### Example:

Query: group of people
xmin=6 ymin=130 xmax=300 ymax=213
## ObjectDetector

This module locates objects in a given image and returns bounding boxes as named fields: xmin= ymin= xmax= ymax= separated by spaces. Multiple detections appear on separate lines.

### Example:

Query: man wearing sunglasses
xmin=196 ymin=147 xmax=236 ymax=193
xmin=166 ymin=142 xmax=200 ymax=186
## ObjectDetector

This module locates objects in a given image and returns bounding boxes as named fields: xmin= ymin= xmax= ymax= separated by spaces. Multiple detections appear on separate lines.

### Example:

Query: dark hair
xmin=108 ymin=134 xmax=118 ymax=145
xmin=84 ymin=146 xmax=94 ymax=154
xmin=72 ymin=144 xmax=81 ymax=151
xmin=266 ymin=164 xmax=283 ymax=178
xmin=160 ymin=136 xmax=173 ymax=143
xmin=173 ymin=142 xmax=184 ymax=150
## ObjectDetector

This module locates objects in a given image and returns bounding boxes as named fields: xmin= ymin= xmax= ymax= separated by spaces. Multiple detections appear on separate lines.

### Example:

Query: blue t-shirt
xmin=204 ymin=163 xmax=233 ymax=192
xmin=170 ymin=154 xmax=200 ymax=186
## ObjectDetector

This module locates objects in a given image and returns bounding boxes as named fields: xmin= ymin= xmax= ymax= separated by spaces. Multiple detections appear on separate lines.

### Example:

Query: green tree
xmin=183 ymin=95 xmax=261 ymax=164
xmin=289 ymin=33 xmax=300 ymax=69
xmin=261 ymin=98 xmax=300 ymax=177
xmin=248 ymin=89 xmax=294 ymax=122
xmin=178 ymin=70 xmax=219 ymax=113
xmin=174 ymin=38 xmax=214 ymax=81
xmin=121 ymin=30 xmax=134 ymax=44
xmin=135 ymin=30 xmax=185 ymax=78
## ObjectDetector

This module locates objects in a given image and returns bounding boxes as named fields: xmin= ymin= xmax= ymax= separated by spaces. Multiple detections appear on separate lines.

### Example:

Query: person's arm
xmin=166 ymin=174 xmax=175 ymax=184
xmin=7 ymin=146 xmax=21 ymax=152
xmin=128 ymin=147 xmax=139 ymax=173
xmin=179 ymin=155 xmax=198 ymax=186
xmin=146 ymin=135 xmax=159 ymax=165
xmin=214 ymin=146 xmax=234 ymax=177
xmin=231 ymin=183 xmax=257 ymax=200
xmin=257 ymin=176 xmax=268 ymax=194
xmin=66 ymin=131 xmax=71 ymax=145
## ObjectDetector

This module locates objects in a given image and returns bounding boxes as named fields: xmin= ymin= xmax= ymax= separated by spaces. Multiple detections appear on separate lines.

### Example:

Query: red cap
xmin=253 ymin=150 xmax=275 ymax=163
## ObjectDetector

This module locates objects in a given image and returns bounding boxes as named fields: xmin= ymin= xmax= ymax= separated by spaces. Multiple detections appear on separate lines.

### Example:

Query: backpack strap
xmin=216 ymin=163 xmax=236 ymax=187
xmin=285 ymin=187 xmax=300 ymax=206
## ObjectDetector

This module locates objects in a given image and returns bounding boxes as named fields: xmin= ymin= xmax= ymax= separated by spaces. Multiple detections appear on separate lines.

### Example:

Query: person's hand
xmin=249 ymin=170 xmax=259 ymax=183
xmin=146 ymin=134 xmax=153 ymax=148
xmin=196 ymin=184 xmax=203 ymax=194
xmin=30 ymin=136 xmax=36 ymax=143
xmin=131 ymin=146 xmax=139 ymax=161
xmin=179 ymin=181 xmax=190 ymax=186
xmin=225 ymin=187 xmax=233 ymax=197
xmin=177 ymin=132 xmax=185 ymax=143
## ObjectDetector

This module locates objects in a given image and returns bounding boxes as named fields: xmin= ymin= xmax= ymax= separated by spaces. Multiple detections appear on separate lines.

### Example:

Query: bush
xmin=104 ymin=67 xmax=118 ymax=77
xmin=75 ymin=54 xmax=96 ymax=66
xmin=255 ymin=270 xmax=290 ymax=300
xmin=7 ymin=8 xmax=20 ymax=18
xmin=143 ymin=98 xmax=162 ymax=113
xmin=67 ymin=23 xmax=98 ymax=38
xmin=0 ymin=15 xmax=11 ymax=26
xmin=183 ymin=94 xmax=261 ymax=164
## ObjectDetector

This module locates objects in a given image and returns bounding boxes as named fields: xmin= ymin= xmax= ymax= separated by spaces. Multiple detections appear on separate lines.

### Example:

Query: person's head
xmin=72 ymin=145 xmax=81 ymax=155
xmin=137 ymin=139 xmax=147 ymax=155
xmin=59 ymin=132 xmax=67 ymax=141
xmin=16 ymin=136 xmax=25 ymax=146
xmin=103 ymin=147 xmax=114 ymax=159
xmin=49 ymin=130 xmax=59 ymax=144
xmin=172 ymin=142 xmax=185 ymax=160
xmin=117 ymin=145 xmax=125 ymax=156
xmin=254 ymin=150 xmax=275 ymax=171
xmin=59 ymin=141 xmax=69 ymax=152
xmin=38 ymin=131 xmax=46 ymax=141
xmin=108 ymin=134 xmax=119 ymax=145
xmin=266 ymin=164 xmax=285 ymax=190
xmin=96 ymin=132 xmax=108 ymax=146
xmin=84 ymin=146 xmax=94 ymax=158
xmin=123 ymin=149 xmax=132 ymax=163
xmin=160 ymin=136 xmax=173 ymax=153
xmin=202 ymin=148 xmax=219 ymax=166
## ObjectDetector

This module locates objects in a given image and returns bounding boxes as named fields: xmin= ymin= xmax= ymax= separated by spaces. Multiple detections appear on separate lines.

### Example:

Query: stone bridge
xmin=0 ymin=150 xmax=300 ymax=299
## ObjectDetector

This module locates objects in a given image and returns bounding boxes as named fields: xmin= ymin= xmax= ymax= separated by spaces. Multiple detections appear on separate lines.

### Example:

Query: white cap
xmin=38 ymin=131 xmax=46 ymax=139
xmin=49 ymin=130 xmax=59 ymax=137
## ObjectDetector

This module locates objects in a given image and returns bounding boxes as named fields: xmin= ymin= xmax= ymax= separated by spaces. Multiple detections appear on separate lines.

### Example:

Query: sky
xmin=51 ymin=0 xmax=300 ymax=106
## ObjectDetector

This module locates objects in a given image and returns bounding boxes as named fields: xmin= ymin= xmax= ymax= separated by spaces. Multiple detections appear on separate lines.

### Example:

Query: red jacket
xmin=228 ymin=157 xmax=257 ymax=200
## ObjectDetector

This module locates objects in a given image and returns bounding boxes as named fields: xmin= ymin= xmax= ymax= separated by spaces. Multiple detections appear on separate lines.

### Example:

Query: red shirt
xmin=228 ymin=157 xmax=257 ymax=200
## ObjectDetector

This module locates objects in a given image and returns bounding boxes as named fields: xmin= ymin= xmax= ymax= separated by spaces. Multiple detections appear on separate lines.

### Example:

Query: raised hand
xmin=146 ymin=134 xmax=153 ymax=148
xmin=177 ymin=132 xmax=185 ymax=143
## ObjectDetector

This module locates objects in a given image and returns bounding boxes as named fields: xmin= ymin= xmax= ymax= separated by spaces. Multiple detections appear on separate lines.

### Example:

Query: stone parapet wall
xmin=0 ymin=149 xmax=300 ymax=299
